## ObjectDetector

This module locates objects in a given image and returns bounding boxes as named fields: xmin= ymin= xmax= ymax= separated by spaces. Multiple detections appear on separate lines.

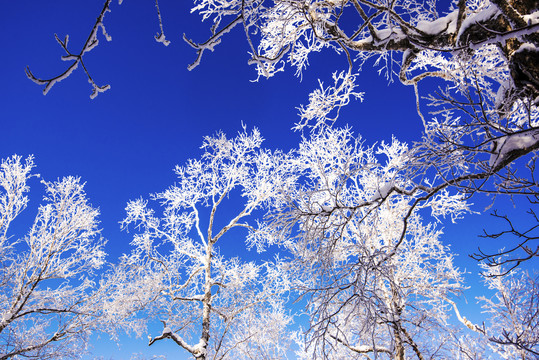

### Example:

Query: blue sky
xmin=1 ymin=1 xmax=530 ymax=358
xmin=1 ymin=1 xmax=423 ymax=257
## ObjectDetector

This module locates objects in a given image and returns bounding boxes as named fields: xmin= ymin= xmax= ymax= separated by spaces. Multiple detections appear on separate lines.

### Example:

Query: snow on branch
xmin=184 ymin=15 xmax=244 ymax=71
xmin=26 ymin=0 xmax=113 ymax=98
xmin=488 ymin=128 xmax=539 ymax=170
xmin=102 ymin=127 xmax=294 ymax=359
xmin=478 ymin=265 xmax=539 ymax=358
xmin=0 ymin=155 xmax=106 ymax=359
xmin=154 ymin=0 xmax=170 ymax=47
xmin=295 ymin=71 xmax=363 ymax=131
xmin=269 ymin=125 xmax=474 ymax=357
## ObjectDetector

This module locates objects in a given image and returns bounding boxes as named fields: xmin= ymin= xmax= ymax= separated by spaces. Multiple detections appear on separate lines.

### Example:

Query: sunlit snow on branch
xmin=0 ymin=155 xmax=106 ymax=359
xmin=295 ymin=71 xmax=363 ymax=131
xmin=102 ymin=127 xmax=295 ymax=359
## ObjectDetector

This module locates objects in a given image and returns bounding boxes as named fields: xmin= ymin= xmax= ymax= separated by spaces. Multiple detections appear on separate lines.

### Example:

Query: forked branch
xmin=25 ymin=0 xmax=113 ymax=99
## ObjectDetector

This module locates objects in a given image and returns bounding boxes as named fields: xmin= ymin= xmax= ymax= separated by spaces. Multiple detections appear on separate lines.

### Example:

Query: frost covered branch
xmin=269 ymin=127 xmax=469 ymax=358
xmin=0 ymin=155 xmax=106 ymax=359
xmin=26 ymin=0 xmax=113 ymax=98
xmin=103 ymin=128 xmax=294 ymax=359
xmin=478 ymin=265 xmax=539 ymax=357
xmin=154 ymin=0 xmax=170 ymax=47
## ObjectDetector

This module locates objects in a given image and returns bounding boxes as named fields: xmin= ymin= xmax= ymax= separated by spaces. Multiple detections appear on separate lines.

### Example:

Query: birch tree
xmin=266 ymin=126 xmax=538 ymax=359
xmin=102 ymin=127 xmax=294 ymax=360
xmin=264 ymin=127 xmax=469 ymax=359
xmin=0 ymin=155 xmax=106 ymax=359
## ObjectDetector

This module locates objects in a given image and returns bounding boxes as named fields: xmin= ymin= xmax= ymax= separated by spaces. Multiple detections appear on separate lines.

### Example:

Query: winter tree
xmin=478 ymin=264 xmax=539 ymax=358
xmin=266 ymin=126 xmax=473 ymax=359
xmin=102 ymin=128 xmax=294 ymax=360
xmin=22 ymin=0 xmax=539 ymax=357
xmin=254 ymin=123 xmax=537 ymax=358
xmin=0 ymin=155 xmax=106 ymax=359
xmin=450 ymin=205 xmax=539 ymax=358
xmin=183 ymin=0 xmax=538 ymax=142
xmin=25 ymin=1 xmax=539 ymax=266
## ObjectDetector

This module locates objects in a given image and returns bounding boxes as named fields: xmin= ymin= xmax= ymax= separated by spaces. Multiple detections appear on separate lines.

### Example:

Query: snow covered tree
xmin=26 ymin=0 xmax=539 ymax=117
xmin=0 ymin=155 xmax=106 ymax=359
xmin=462 ymin=207 xmax=539 ymax=359
xmin=23 ymin=0 xmax=539 ymax=356
xmin=190 ymin=0 xmax=539 ymax=266
xmin=102 ymin=127 xmax=295 ymax=360
xmin=184 ymin=0 xmax=538 ymax=132
xmin=267 ymin=127 xmax=470 ymax=359
xmin=261 ymin=125 xmax=539 ymax=359
xmin=25 ymin=1 xmax=538 ymax=220
xmin=441 ymin=262 xmax=539 ymax=359
xmin=478 ymin=264 xmax=539 ymax=358
xmin=25 ymin=2 xmax=539 ymax=266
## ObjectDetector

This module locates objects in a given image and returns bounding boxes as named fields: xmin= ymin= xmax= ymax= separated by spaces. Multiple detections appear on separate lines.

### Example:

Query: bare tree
xmin=472 ymin=197 xmax=539 ymax=274
xmin=185 ymin=0 xmax=539 ymax=273
xmin=266 ymin=125 xmax=539 ymax=359
xmin=445 ymin=263 xmax=539 ymax=359
xmin=185 ymin=0 xmax=538 ymax=114
xmin=25 ymin=1 xmax=539 ymax=229
xmin=102 ymin=127 xmax=294 ymax=360
xmin=26 ymin=1 xmax=539 ymax=110
xmin=0 ymin=155 xmax=106 ymax=359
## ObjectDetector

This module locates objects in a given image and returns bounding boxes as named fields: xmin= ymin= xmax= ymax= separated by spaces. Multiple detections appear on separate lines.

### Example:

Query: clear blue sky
xmin=0 ymin=1 xmax=530 ymax=358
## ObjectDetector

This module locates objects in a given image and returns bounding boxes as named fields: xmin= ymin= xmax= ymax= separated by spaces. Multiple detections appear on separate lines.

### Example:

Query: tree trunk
xmin=393 ymin=324 xmax=405 ymax=360
xmin=198 ymin=243 xmax=213 ymax=360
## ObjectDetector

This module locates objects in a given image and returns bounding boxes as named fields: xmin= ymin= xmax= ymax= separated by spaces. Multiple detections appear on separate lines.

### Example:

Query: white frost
xmin=371 ymin=181 xmax=394 ymax=201
xmin=489 ymin=129 xmax=539 ymax=168
xmin=457 ymin=5 xmax=500 ymax=43
xmin=155 ymin=33 xmax=170 ymax=46
xmin=416 ymin=10 xmax=458 ymax=35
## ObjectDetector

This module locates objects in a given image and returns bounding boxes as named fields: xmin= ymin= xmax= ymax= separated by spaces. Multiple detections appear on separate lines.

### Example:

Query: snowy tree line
xmin=3 ymin=0 xmax=538 ymax=358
